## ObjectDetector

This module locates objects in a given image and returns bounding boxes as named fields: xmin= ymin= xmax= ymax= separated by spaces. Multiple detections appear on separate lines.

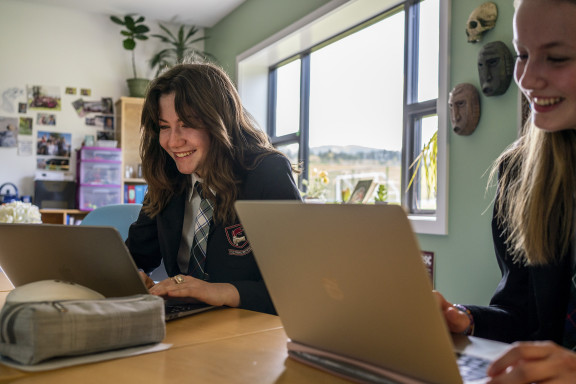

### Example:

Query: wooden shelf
xmin=40 ymin=209 xmax=89 ymax=225
xmin=115 ymin=97 xmax=145 ymax=193
xmin=124 ymin=177 xmax=146 ymax=184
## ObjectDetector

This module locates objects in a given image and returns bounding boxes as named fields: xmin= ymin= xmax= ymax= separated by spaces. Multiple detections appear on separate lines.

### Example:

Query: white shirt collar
xmin=188 ymin=173 xmax=203 ymax=202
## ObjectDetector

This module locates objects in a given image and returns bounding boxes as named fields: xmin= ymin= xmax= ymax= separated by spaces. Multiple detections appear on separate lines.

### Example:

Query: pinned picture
xmin=0 ymin=116 xmax=18 ymax=148
xmin=1 ymin=87 xmax=24 ymax=114
xmin=27 ymin=85 xmax=61 ymax=111
xmin=103 ymin=115 xmax=114 ymax=131
xmin=37 ymin=131 xmax=71 ymax=157
xmin=19 ymin=117 xmax=33 ymax=136
xmin=37 ymin=113 xmax=56 ymax=126
xmin=72 ymin=98 xmax=85 ymax=117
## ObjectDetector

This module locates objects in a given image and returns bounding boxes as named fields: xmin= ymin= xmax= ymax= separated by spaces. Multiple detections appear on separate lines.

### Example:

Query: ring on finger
xmin=172 ymin=274 xmax=185 ymax=284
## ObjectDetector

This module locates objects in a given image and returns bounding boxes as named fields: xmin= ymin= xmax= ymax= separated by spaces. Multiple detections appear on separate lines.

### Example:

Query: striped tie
xmin=189 ymin=182 xmax=214 ymax=280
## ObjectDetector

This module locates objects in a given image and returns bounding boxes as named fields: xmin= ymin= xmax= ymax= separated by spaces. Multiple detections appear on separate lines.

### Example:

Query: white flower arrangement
xmin=302 ymin=168 xmax=330 ymax=200
xmin=0 ymin=202 xmax=42 ymax=223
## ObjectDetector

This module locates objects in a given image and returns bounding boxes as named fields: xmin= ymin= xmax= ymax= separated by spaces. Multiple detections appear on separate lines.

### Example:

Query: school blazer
xmin=465 ymin=206 xmax=571 ymax=345
xmin=126 ymin=154 xmax=302 ymax=315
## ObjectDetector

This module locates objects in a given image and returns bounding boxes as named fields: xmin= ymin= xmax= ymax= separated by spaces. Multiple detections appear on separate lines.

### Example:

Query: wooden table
xmin=0 ymin=304 xmax=350 ymax=383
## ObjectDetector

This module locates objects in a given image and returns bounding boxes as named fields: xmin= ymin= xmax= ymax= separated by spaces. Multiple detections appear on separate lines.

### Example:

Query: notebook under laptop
xmin=0 ymin=223 xmax=213 ymax=321
xmin=235 ymin=201 xmax=510 ymax=384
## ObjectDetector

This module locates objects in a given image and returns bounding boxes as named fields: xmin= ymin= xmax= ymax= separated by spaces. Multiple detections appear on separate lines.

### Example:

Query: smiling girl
xmin=435 ymin=0 xmax=576 ymax=382
xmin=126 ymin=63 xmax=301 ymax=315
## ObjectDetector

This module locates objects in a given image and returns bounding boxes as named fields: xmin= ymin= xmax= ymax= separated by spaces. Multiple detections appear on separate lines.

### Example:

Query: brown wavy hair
xmin=139 ymin=62 xmax=286 ymax=224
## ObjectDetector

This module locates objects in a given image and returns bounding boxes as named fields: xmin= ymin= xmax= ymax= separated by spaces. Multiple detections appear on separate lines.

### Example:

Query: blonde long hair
xmin=495 ymin=0 xmax=576 ymax=265
xmin=491 ymin=124 xmax=576 ymax=265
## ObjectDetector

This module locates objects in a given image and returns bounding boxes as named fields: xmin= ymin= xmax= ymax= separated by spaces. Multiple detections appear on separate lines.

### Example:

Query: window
xmin=238 ymin=0 xmax=449 ymax=234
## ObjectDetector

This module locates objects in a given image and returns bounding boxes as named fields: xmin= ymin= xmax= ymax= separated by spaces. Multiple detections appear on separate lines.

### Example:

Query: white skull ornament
xmin=466 ymin=2 xmax=498 ymax=43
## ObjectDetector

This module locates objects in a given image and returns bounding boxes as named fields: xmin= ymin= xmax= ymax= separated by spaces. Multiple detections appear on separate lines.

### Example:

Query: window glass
xmin=308 ymin=12 xmax=405 ymax=203
xmin=412 ymin=114 xmax=438 ymax=210
xmin=274 ymin=59 xmax=301 ymax=137
xmin=276 ymin=142 xmax=301 ymax=185
xmin=417 ymin=0 xmax=440 ymax=102
xmin=276 ymin=142 xmax=299 ymax=164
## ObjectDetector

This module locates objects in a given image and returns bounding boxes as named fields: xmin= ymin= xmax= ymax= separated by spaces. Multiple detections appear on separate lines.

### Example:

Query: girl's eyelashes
xmin=547 ymin=56 xmax=569 ymax=63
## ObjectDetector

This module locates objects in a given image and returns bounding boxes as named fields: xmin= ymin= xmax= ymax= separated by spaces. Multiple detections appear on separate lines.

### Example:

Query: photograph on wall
xmin=72 ymin=98 xmax=85 ymax=117
xmin=65 ymin=87 xmax=77 ymax=95
xmin=101 ymin=98 xmax=113 ymax=114
xmin=19 ymin=117 xmax=33 ymax=136
xmin=83 ymin=99 xmax=111 ymax=114
xmin=1 ymin=87 xmax=24 ymax=113
xmin=0 ymin=116 xmax=18 ymax=147
xmin=80 ymin=88 xmax=91 ymax=96
xmin=36 ymin=157 xmax=70 ymax=171
xmin=97 ymin=130 xmax=114 ymax=141
xmin=18 ymin=140 xmax=33 ymax=156
xmin=27 ymin=85 xmax=61 ymax=111
xmin=36 ymin=130 xmax=71 ymax=157
xmin=102 ymin=115 xmax=114 ymax=131
xmin=18 ymin=103 xmax=27 ymax=114
xmin=37 ymin=113 xmax=56 ymax=126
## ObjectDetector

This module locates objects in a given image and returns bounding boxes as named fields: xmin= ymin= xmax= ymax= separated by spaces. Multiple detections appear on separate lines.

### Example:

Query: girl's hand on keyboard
xmin=433 ymin=291 xmax=471 ymax=334
xmin=486 ymin=341 xmax=576 ymax=383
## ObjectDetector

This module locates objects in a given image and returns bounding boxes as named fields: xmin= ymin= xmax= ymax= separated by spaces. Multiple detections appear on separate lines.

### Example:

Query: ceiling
xmin=17 ymin=0 xmax=246 ymax=27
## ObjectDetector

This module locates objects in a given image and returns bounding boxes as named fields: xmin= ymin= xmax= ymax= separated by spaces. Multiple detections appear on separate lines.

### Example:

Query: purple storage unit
xmin=77 ymin=147 xmax=122 ymax=210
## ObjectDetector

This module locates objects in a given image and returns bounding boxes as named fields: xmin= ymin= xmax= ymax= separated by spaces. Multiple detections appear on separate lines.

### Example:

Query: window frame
xmin=237 ymin=0 xmax=450 ymax=235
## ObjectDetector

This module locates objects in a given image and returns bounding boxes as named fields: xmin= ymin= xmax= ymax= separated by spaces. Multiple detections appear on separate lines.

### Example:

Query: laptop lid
xmin=235 ymin=201 xmax=487 ymax=384
xmin=0 ymin=223 xmax=148 ymax=298
xmin=0 ymin=223 xmax=215 ymax=321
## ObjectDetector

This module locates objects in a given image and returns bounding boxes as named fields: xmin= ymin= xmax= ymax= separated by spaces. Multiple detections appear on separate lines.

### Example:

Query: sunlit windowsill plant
xmin=302 ymin=168 xmax=329 ymax=201
xmin=408 ymin=130 xmax=437 ymax=198
xmin=374 ymin=184 xmax=388 ymax=204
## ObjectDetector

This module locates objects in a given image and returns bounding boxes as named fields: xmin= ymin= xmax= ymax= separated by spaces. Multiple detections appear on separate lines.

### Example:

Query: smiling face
xmin=158 ymin=93 xmax=211 ymax=177
xmin=514 ymin=0 xmax=576 ymax=132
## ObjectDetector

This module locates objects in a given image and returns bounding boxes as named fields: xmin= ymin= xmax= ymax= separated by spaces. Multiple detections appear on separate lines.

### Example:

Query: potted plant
xmin=407 ymin=130 xmax=437 ymax=197
xmin=110 ymin=14 xmax=151 ymax=97
xmin=374 ymin=184 xmax=388 ymax=204
xmin=149 ymin=23 xmax=215 ymax=76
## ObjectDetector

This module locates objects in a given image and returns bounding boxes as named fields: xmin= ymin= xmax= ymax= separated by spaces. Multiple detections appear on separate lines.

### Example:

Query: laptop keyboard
xmin=164 ymin=301 xmax=213 ymax=321
xmin=291 ymin=350 xmax=491 ymax=383
xmin=456 ymin=353 xmax=491 ymax=382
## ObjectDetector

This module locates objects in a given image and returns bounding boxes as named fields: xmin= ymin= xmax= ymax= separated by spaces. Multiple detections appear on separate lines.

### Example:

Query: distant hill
xmin=310 ymin=145 xmax=397 ymax=155
xmin=310 ymin=145 xmax=401 ymax=164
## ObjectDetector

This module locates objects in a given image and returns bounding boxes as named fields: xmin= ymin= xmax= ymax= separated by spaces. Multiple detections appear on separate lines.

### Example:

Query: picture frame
xmin=347 ymin=179 xmax=376 ymax=204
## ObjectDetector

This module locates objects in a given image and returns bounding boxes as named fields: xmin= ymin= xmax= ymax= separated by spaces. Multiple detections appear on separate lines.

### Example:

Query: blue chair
xmin=80 ymin=203 xmax=142 ymax=241
xmin=80 ymin=203 xmax=168 ymax=281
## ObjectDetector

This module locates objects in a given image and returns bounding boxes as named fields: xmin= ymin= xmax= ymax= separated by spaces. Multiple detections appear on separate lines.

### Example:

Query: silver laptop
xmin=0 ymin=223 xmax=213 ymax=321
xmin=235 ymin=201 xmax=510 ymax=384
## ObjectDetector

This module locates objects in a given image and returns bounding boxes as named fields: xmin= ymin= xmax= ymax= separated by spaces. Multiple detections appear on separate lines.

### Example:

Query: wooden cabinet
xmin=40 ymin=209 xmax=89 ymax=225
xmin=115 ymin=97 xmax=147 ymax=198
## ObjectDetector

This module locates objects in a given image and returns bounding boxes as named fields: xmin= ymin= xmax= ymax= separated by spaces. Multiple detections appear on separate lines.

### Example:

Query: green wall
xmin=207 ymin=0 xmax=520 ymax=306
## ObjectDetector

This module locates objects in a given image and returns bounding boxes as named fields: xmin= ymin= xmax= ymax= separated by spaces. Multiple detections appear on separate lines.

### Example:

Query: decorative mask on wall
xmin=478 ymin=41 xmax=514 ymax=97
xmin=466 ymin=2 xmax=498 ymax=43
xmin=448 ymin=83 xmax=481 ymax=136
